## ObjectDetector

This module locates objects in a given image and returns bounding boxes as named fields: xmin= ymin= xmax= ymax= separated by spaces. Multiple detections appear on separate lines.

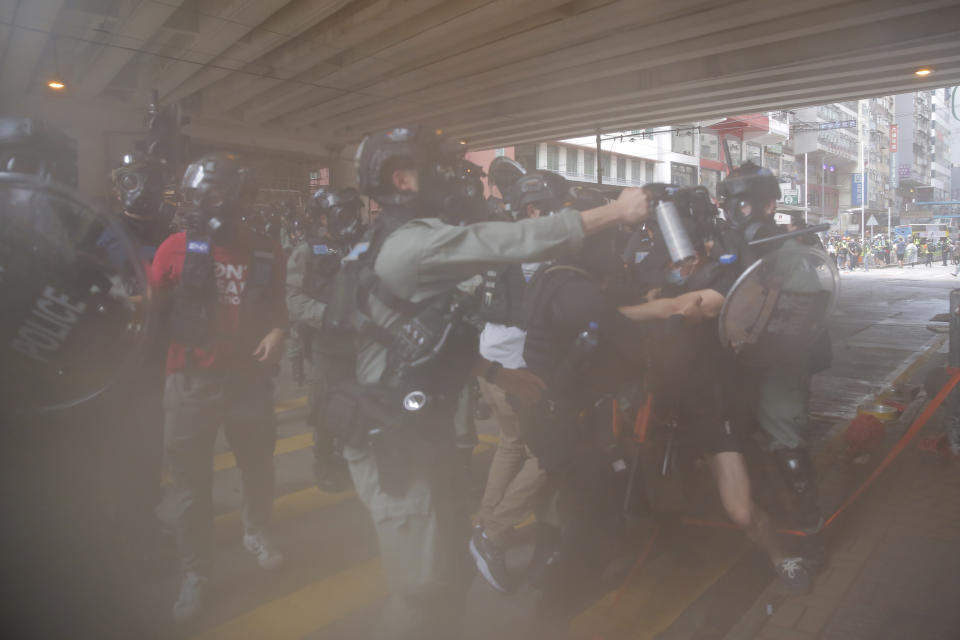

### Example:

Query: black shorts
xmin=676 ymin=398 xmax=744 ymax=454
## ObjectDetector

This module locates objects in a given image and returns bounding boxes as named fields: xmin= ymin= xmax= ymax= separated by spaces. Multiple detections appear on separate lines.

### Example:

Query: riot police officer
xmin=100 ymin=154 xmax=176 ymax=553
xmin=287 ymin=187 xmax=364 ymax=492
xmin=323 ymin=126 xmax=649 ymax=639
xmin=151 ymin=152 xmax=288 ymax=621
xmin=0 ymin=117 xmax=154 ymax=636
xmin=718 ymin=162 xmax=832 ymax=572
xmin=623 ymin=182 xmax=813 ymax=593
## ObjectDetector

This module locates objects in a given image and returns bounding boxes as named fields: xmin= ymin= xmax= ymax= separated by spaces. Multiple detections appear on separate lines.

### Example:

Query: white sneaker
xmin=243 ymin=529 xmax=284 ymax=570
xmin=173 ymin=572 xmax=209 ymax=622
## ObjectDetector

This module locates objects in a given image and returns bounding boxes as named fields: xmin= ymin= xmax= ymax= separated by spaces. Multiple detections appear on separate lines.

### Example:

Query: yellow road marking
xmin=199 ymin=432 xmax=504 ymax=638
xmin=163 ymin=412 xmax=498 ymax=486
xmin=274 ymin=395 xmax=309 ymax=413
xmin=571 ymin=530 xmax=747 ymax=640
xmin=193 ymin=558 xmax=385 ymax=640
xmin=211 ymin=432 xmax=500 ymax=538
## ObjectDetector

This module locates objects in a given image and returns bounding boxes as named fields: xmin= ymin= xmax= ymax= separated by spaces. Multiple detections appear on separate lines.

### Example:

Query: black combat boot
xmin=773 ymin=447 xmax=823 ymax=534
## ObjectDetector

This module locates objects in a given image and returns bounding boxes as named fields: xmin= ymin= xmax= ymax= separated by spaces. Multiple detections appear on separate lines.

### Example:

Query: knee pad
xmin=772 ymin=447 xmax=818 ymax=500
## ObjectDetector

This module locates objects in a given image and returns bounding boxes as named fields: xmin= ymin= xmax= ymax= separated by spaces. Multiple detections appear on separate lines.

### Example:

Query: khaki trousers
xmin=476 ymin=377 xmax=547 ymax=547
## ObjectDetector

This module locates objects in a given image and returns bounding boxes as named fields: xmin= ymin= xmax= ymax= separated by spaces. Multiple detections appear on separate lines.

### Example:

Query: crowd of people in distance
xmin=825 ymin=234 xmax=958 ymax=271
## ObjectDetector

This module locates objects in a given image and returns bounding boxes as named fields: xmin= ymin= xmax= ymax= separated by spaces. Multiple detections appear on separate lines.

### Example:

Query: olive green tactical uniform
xmin=286 ymin=241 xmax=356 ymax=474
xmin=349 ymin=211 xmax=584 ymax=639
xmin=750 ymin=239 xmax=828 ymax=452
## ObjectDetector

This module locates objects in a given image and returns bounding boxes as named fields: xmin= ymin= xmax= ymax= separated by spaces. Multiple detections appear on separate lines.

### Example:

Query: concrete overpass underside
xmin=2 ymin=0 xmax=960 ymax=165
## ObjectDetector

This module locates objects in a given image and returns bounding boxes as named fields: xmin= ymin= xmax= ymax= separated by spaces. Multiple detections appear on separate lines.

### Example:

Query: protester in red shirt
xmin=152 ymin=153 xmax=287 ymax=623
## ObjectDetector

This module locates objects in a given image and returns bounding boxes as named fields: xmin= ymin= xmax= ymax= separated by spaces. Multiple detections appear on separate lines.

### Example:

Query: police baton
xmin=746 ymin=223 xmax=831 ymax=247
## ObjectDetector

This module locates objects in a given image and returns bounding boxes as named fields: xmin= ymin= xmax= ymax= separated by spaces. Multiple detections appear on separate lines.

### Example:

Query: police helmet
xmin=308 ymin=187 xmax=364 ymax=244
xmin=111 ymin=155 xmax=167 ymax=219
xmin=355 ymin=126 xmax=481 ymax=221
xmin=509 ymin=170 xmax=571 ymax=216
xmin=180 ymin=152 xmax=253 ymax=233
xmin=0 ymin=117 xmax=78 ymax=187
xmin=718 ymin=161 xmax=780 ymax=222
xmin=488 ymin=156 xmax=526 ymax=208
xmin=0 ymin=174 xmax=150 ymax=416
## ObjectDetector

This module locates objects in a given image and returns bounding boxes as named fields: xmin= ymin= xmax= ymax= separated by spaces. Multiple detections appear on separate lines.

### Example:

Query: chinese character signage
xmin=889 ymin=124 xmax=898 ymax=152
xmin=818 ymin=120 xmax=857 ymax=130
xmin=851 ymin=173 xmax=868 ymax=206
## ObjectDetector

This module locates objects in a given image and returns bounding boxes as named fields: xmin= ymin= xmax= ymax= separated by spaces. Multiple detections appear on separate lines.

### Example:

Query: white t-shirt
xmin=477 ymin=262 xmax=540 ymax=370
xmin=479 ymin=323 xmax=527 ymax=369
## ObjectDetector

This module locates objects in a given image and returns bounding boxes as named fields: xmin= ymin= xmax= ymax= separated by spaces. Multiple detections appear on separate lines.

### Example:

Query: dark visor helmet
xmin=509 ymin=170 xmax=571 ymax=216
xmin=718 ymin=161 xmax=781 ymax=223
xmin=179 ymin=152 xmax=252 ymax=233
xmin=355 ymin=126 xmax=482 ymax=221
xmin=308 ymin=187 xmax=364 ymax=244
xmin=0 ymin=117 xmax=78 ymax=188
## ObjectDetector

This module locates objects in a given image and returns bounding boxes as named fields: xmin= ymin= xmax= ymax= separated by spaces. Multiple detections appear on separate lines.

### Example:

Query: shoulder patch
xmin=187 ymin=240 xmax=210 ymax=254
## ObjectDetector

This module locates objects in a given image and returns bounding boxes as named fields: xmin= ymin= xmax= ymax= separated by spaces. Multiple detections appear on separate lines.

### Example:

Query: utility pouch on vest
xmin=326 ymin=381 xmax=427 ymax=496
xmin=325 ymin=381 xmax=399 ymax=449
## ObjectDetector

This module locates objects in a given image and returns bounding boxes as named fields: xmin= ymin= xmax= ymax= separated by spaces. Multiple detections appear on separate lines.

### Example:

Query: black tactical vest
xmin=301 ymin=232 xmax=344 ymax=303
xmin=479 ymin=263 xmax=528 ymax=328
xmin=326 ymin=209 xmax=478 ymax=398
xmin=522 ymin=264 xmax=592 ymax=392
xmin=169 ymin=230 xmax=277 ymax=358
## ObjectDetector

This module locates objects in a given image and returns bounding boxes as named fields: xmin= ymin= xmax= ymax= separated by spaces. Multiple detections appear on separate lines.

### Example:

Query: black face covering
xmin=421 ymin=158 xmax=486 ymax=225
xmin=114 ymin=164 xmax=166 ymax=219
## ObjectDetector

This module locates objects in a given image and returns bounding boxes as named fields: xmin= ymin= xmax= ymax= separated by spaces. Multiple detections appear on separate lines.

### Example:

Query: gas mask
xmin=421 ymin=157 xmax=486 ymax=225
xmin=113 ymin=162 xmax=165 ymax=218
xmin=179 ymin=153 xmax=251 ymax=239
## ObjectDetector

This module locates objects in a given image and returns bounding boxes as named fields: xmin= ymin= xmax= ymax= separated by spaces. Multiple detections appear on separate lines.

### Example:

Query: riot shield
xmin=0 ymin=174 xmax=150 ymax=415
xmin=719 ymin=243 xmax=839 ymax=368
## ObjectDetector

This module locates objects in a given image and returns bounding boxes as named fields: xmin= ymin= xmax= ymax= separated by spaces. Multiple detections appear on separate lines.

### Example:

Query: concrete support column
xmin=328 ymin=144 xmax=359 ymax=189
xmin=74 ymin=129 xmax=109 ymax=209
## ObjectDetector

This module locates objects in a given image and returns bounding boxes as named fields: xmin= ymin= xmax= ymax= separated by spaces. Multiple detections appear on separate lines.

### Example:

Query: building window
xmin=616 ymin=157 xmax=626 ymax=182
xmin=645 ymin=162 xmax=655 ymax=183
xmin=515 ymin=144 xmax=537 ymax=172
xmin=631 ymin=158 xmax=643 ymax=184
xmin=494 ymin=148 xmax=505 ymax=157
xmin=764 ymin=153 xmax=780 ymax=176
xmin=584 ymin=150 xmax=595 ymax=177
xmin=746 ymin=143 xmax=762 ymax=165
xmin=725 ymin=138 xmax=742 ymax=166
xmin=671 ymin=162 xmax=697 ymax=187
xmin=672 ymin=131 xmax=695 ymax=156
xmin=701 ymin=133 xmax=719 ymax=160
xmin=566 ymin=148 xmax=579 ymax=175
xmin=601 ymin=154 xmax=612 ymax=180
xmin=702 ymin=169 xmax=721 ymax=198
xmin=546 ymin=144 xmax=559 ymax=171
